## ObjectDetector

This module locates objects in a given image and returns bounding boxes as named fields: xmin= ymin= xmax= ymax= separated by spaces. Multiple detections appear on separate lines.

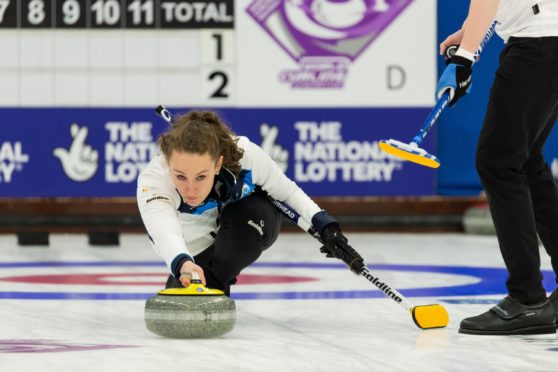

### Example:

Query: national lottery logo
xmin=247 ymin=0 xmax=413 ymax=89
xmin=261 ymin=120 xmax=404 ymax=182
xmin=260 ymin=123 xmax=289 ymax=172
xmin=53 ymin=124 xmax=99 ymax=182
xmin=293 ymin=120 xmax=403 ymax=183
xmin=105 ymin=122 xmax=159 ymax=183
xmin=0 ymin=141 xmax=29 ymax=183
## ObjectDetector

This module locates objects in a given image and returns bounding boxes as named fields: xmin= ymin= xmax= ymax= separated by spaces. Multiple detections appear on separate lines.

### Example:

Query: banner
xmin=0 ymin=107 xmax=436 ymax=197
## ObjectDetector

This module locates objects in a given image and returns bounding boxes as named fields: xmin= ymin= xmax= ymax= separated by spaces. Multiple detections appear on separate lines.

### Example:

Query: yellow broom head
xmin=412 ymin=304 xmax=449 ymax=329
xmin=379 ymin=139 xmax=440 ymax=169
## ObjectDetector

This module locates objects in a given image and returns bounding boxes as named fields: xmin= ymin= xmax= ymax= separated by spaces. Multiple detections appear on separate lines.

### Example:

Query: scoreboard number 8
xmin=28 ymin=0 xmax=46 ymax=25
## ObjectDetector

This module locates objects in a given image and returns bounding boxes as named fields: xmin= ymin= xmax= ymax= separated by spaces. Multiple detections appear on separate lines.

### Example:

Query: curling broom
xmin=271 ymin=197 xmax=449 ymax=330
xmin=379 ymin=21 xmax=497 ymax=168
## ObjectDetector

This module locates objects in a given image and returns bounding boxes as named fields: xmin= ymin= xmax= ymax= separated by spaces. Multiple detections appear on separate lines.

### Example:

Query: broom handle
xmin=412 ymin=92 xmax=451 ymax=146
xmin=270 ymin=197 xmax=414 ymax=313
xmin=412 ymin=20 xmax=498 ymax=146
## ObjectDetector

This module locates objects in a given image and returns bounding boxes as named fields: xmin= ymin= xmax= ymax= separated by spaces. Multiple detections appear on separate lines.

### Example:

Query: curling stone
xmin=144 ymin=274 xmax=236 ymax=339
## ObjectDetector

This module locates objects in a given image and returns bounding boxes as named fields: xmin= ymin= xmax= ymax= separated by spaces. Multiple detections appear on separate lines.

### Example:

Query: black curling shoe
xmin=459 ymin=296 xmax=556 ymax=335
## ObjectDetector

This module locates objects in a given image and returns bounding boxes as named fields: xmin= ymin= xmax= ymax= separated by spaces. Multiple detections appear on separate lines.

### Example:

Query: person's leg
xmin=196 ymin=191 xmax=281 ymax=295
xmin=164 ymin=192 xmax=281 ymax=291
xmin=525 ymin=112 xmax=558 ymax=279
xmin=476 ymin=38 xmax=558 ymax=305
xmin=462 ymin=38 xmax=558 ymax=335
xmin=528 ymin=38 xmax=558 ymax=294
xmin=526 ymin=91 xmax=558 ymax=322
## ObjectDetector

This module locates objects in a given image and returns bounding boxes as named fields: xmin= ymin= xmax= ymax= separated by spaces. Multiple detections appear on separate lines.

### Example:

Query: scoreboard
xmin=0 ymin=0 xmax=235 ymax=107
xmin=0 ymin=0 xmax=233 ymax=29
xmin=0 ymin=0 xmax=436 ymax=108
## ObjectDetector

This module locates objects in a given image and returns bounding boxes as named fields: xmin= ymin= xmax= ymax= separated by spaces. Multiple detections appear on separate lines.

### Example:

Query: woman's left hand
xmin=179 ymin=260 xmax=206 ymax=287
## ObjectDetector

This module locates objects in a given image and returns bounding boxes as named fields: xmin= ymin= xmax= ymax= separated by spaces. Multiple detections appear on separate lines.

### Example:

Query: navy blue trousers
xmin=166 ymin=191 xmax=281 ymax=295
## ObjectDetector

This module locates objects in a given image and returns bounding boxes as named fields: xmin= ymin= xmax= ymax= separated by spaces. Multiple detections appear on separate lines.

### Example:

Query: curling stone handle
xmin=191 ymin=271 xmax=202 ymax=285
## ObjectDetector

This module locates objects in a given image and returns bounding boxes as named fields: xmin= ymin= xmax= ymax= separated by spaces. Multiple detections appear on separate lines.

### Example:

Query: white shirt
xmin=495 ymin=0 xmax=558 ymax=42
xmin=137 ymin=136 xmax=322 ymax=271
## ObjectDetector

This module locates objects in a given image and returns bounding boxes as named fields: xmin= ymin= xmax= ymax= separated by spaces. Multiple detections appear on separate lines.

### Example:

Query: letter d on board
xmin=387 ymin=65 xmax=406 ymax=90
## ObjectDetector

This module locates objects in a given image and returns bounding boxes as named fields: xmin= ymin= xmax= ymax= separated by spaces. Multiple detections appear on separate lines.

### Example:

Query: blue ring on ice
xmin=0 ymin=261 xmax=554 ymax=300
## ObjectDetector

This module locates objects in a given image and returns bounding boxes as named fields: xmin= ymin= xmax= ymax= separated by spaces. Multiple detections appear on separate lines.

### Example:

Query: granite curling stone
xmin=145 ymin=278 xmax=236 ymax=339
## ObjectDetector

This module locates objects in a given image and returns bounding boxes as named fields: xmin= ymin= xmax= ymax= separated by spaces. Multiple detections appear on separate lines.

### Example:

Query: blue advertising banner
xmin=0 ymin=107 xmax=436 ymax=197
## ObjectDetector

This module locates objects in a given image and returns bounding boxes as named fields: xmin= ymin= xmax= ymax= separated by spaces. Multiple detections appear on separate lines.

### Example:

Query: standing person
xmin=137 ymin=110 xmax=364 ymax=296
xmin=437 ymin=0 xmax=558 ymax=335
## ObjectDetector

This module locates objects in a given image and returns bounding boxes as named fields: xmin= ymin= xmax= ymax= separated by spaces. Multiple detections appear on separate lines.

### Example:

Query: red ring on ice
xmin=0 ymin=273 xmax=318 ymax=286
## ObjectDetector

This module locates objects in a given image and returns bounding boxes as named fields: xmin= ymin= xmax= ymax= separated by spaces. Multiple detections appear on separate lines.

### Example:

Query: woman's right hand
xmin=179 ymin=260 xmax=206 ymax=287
xmin=440 ymin=29 xmax=465 ymax=57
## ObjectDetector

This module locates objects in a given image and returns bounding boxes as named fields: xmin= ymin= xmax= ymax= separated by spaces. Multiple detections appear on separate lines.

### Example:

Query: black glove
xmin=319 ymin=223 xmax=365 ymax=274
xmin=435 ymin=54 xmax=473 ymax=107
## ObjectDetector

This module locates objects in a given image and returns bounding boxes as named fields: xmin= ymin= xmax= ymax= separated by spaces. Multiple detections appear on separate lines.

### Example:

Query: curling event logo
xmin=247 ymin=0 xmax=413 ymax=88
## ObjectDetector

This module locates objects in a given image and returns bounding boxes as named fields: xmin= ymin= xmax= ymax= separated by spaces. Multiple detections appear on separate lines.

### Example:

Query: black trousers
xmin=167 ymin=191 xmax=281 ymax=295
xmin=476 ymin=37 xmax=558 ymax=304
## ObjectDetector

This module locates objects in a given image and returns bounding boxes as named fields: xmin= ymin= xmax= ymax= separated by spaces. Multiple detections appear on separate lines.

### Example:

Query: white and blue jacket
xmin=137 ymin=136 xmax=332 ymax=275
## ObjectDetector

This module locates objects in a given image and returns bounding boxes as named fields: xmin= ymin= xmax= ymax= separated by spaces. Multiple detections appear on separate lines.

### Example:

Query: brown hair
xmin=158 ymin=111 xmax=244 ymax=176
